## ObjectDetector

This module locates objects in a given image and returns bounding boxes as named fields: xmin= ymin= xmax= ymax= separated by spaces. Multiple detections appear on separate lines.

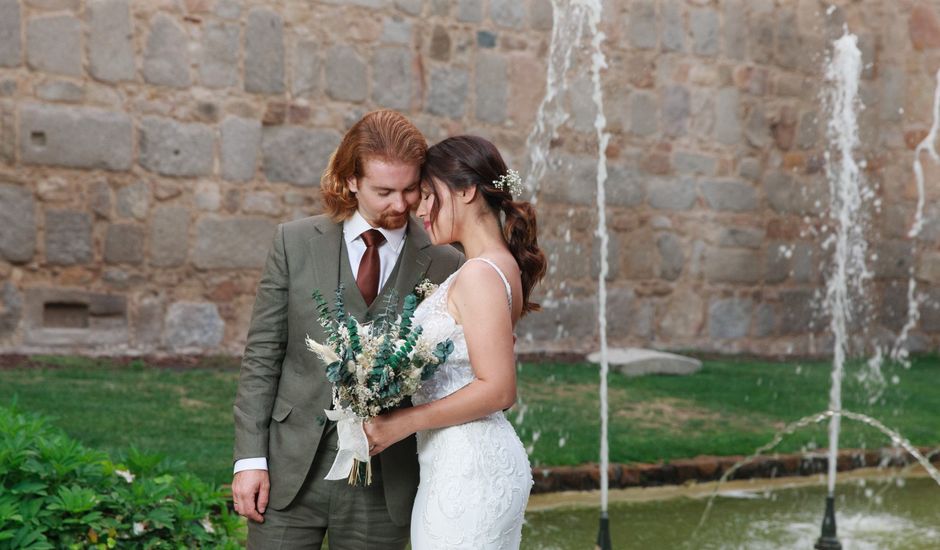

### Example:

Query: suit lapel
xmin=309 ymin=217 xmax=344 ymax=301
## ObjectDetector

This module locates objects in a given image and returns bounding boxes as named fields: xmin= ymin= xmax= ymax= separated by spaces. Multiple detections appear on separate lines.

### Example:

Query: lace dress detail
xmin=410 ymin=258 xmax=533 ymax=550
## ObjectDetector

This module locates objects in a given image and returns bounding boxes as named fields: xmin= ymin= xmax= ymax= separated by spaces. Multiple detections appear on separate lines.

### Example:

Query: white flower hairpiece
xmin=492 ymin=169 xmax=524 ymax=197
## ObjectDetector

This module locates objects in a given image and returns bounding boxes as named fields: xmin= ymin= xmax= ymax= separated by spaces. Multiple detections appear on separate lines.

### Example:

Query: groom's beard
xmin=375 ymin=210 xmax=410 ymax=230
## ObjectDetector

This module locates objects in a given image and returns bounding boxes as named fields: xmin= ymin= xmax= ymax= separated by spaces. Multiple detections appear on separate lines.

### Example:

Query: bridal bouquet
xmin=305 ymin=286 xmax=454 ymax=485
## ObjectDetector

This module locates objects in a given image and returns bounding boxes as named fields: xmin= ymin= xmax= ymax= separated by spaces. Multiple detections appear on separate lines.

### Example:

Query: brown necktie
xmin=357 ymin=229 xmax=386 ymax=306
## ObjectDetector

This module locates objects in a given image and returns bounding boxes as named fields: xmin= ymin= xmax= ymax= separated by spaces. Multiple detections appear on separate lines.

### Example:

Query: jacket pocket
xmin=271 ymin=396 xmax=293 ymax=423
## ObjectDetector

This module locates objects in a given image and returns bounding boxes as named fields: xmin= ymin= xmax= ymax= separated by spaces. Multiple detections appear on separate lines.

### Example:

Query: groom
xmin=232 ymin=110 xmax=462 ymax=548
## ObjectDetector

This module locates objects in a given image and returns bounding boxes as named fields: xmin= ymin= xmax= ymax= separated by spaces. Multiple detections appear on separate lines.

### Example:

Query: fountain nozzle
xmin=814 ymin=495 xmax=842 ymax=550
xmin=595 ymin=511 xmax=612 ymax=550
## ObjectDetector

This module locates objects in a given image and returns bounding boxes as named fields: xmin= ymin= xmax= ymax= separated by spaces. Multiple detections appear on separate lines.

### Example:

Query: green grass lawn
xmin=0 ymin=354 xmax=937 ymax=485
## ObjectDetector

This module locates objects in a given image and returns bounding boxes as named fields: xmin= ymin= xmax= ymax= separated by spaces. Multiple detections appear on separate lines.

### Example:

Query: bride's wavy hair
xmin=320 ymin=110 xmax=427 ymax=222
xmin=421 ymin=135 xmax=547 ymax=316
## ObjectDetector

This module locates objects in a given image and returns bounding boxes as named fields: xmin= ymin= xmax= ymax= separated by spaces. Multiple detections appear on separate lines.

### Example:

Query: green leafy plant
xmin=0 ymin=405 xmax=243 ymax=549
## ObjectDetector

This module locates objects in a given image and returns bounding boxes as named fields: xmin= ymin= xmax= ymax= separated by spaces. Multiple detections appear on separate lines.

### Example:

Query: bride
xmin=363 ymin=135 xmax=546 ymax=549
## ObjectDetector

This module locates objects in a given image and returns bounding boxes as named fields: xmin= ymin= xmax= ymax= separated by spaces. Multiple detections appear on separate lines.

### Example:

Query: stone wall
xmin=0 ymin=0 xmax=938 ymax=357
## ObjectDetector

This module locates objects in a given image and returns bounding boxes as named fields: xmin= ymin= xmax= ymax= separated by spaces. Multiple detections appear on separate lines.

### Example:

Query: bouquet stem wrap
xmin=323 ymin=408 xmax=372 ymax=485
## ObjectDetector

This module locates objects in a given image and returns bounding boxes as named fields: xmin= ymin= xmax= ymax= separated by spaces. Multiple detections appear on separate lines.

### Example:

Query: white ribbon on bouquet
xmin=322 ymin=407 xmax=371 ymax=482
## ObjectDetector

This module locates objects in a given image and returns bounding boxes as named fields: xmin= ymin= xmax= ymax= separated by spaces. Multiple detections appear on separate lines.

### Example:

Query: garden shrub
xmin=0 ymin=405 xmax=243 ymax=549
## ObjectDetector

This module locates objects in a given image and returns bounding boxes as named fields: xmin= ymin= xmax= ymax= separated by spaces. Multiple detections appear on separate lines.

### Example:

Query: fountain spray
xmin=816 ymin=29 xmax=866 ymax=550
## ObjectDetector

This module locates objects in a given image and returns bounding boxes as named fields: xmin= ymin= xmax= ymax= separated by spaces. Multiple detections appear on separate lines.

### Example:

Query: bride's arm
xmin=364 ymin=262 xmax=517 ymax=455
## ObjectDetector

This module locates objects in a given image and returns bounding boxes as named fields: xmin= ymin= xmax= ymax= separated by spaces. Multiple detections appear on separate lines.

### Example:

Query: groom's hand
xmin=232 ymin=469 xmax=269 ymax=523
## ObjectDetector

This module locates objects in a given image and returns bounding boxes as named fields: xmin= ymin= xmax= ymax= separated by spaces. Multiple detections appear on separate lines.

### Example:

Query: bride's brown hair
xmin=421 ymin=135 xmax=547 ymax=316
xmin=320 ymin=110 xmax=427 ymax=221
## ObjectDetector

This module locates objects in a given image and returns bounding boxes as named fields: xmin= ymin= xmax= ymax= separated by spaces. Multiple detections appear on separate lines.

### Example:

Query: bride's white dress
xmin=409 ymin=258 xmax=533 ymax=550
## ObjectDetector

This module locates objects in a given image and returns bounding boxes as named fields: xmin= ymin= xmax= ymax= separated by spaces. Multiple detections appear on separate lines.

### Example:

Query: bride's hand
xmin=363 ymin=410 xmax=412 ymax=457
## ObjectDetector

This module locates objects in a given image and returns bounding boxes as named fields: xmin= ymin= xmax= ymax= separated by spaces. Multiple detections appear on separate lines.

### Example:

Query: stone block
xmin=662 ymin=85 xmax=689 ymax=137
xmin=243 ymin=191 xmax=282 ymax=216
xmin=26 ymin=15 xmax=82 ymax=76
xmin=917 ymin=252 xmax=940 ymax=284
xmin=23 ymin=287 xmax=129 ymax=347
xmin=738 ymin=157 xmax=761 ymax=181
xmin=214 ymin=0 xmax=242 ymax=19
xmin=164 ymin=302 xmax=224 ymax=352
xmin=0 ymin=282 xmax=23 ymax=340
xmin=628 ymin=0 xmax=656 ymax=50
xmin=20 ymin=104 xmax=133 ymax=171
xmin=797 ymin=111 xmax=818 ymax=149
xmin=135 ymin=294 xmax=163 ymax=347
xmin=88 ymin=0 xmax=135 ymax=82
xmin=36 ymin=80 xmax=83 ymax=102
xmin=475 ymin=52 xmax=507 ymax=124
xmin=538 ymin=155 xmax=596 ymax=206
xmin=373 ymin=47 xmax=414 ymax=110
xmin=660 ymin=288 xmax=704 ymax=338
xmin=262 ymin=126 xmax=340 ymax=186
xmin=718 ymin=227 xmax=763 ymax=249
xmin=700 ymin=179 xmax=757 ymax=212
xmin=221 ymin=117 xmax=261 ymax=182
xmin=529 ymin=0 xmax=552 ymax=30
xmin=380 ymin=17 xmax=412 ymax=44
xmin=723 ymin=0 xmax=746 ymax=59
xmin=568 ymin=75 xmax=597 ymax=133
xmin=673 ymin=151 xmax=717 ymax=176
xmin=195 ymin=181 xmax=220 ymax=211
xmin=245 ymin=8 xmax=285 ymax=94
xmin=150 ymin=206 xmax=189 ymax=267
xmin=764 ymin=172 xmax=826 ymax=215
xmin=775 ymin=11 xmax=799 ymax=69
xmin=292 ymin=39 xmax=320 ymax=96
xmin=326 ymin=45 xmax=367 ymax=102
xmin=647 ymin=178 xmax=697 ymax=211
xmin=0 ymin=184 xmax=36 ymax=263
xmin=708 ymin=298 xmax=753 ymax=340
xmin=430 ymin=25 xmax=450 ymax=61
xmin=874 ymin=240 xmax=913 ymax=280
xmin=395 ymin=0 xmax=421 ymax=15
xmin=25 ymin=0 xmax=78 ymax=8
xmin=45 ymin=209 xmax=92 ymax=265
xmin=691 ymin=7 xmax=719 ymax=56
xmin=115 ymin=180 xmax=149 ymax=220
xmin=715 ymin=87 xmax=741 ymax=144
xmin=779 ymin=289 xmax=816 ymax=334
xmin=0 ymin=0 xmax=21 ymax=68
xmin=910 ymin=3 xmax=940 ymax=50
xmin=630 ymin=91 xmax=657 ymax=136
xmin=880 ymin=65 xmax=904 ymax=123
xmin=143 ymin=14 xmax=191 ymax=88
xmin=87 ymin=180 xmax=111 ymax=219
xmin=200 ymin=21 xmax=240 ymax=88
xmin=490 ymin=0 xmax=525 ymax=29
xmin=657 ymin=233 xmax=684 ymax=280
xmin=427 ymin=67 xmax=468 ymax=119
xmin=104 ymin=223 xmax=144 ymax=264
xmin=606 ymin=164 xmax=645 ymax=207
xmin=322 ymin=0 xmax=388 ymax=6
xmin=457 ymin=0 xmax=482 ymax=22
xmin=193 ymin=217 xmax=277 ymax=269
xmin=661 ymin=0 xmax=683 ymax=52
xmin=139 ymin=116 xmax=214 ymax=177
xmin=753 ymin=303 xmax=776 ymax=337
xmin=477 ymin=31 xmax=496 ymax=49
xmin=704 ymin=248 xmax=762 ymax=284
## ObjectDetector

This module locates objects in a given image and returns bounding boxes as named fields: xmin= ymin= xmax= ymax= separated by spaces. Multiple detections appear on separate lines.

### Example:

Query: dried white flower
xmin=492 ymin=168 xmax=524 ymax=197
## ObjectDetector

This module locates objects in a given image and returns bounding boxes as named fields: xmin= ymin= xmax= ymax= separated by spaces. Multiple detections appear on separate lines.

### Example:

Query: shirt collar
xmin=343 ymin=211 xmax=407 ymax=252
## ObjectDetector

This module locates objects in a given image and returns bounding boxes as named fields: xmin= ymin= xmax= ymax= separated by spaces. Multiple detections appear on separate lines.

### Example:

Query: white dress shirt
xmin=234 ymin=212 xmax=408 ymax=474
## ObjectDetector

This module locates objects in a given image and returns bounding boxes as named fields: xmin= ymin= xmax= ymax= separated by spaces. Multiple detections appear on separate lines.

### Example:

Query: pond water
xmin=522 ymin=474 xmax=940 ymax=549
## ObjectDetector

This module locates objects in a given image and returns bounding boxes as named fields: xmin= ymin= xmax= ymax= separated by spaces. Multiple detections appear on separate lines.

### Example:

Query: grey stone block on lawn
xmin=139 ymin=117 xmax=214 ymax=177
xmin=20 ymin=104 xmax=133 ymax=171
xmin=586 ymin=348 xmax=702 ymax=377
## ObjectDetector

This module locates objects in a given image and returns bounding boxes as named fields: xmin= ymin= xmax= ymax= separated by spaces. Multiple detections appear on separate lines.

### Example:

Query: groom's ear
xmin=347 ymin=176 xmax=359 ymax=193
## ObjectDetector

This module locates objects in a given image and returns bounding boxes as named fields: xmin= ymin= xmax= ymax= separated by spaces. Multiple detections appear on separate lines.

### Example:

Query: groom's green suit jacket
xmin=233 ymin=214 xmax=463 ymax=525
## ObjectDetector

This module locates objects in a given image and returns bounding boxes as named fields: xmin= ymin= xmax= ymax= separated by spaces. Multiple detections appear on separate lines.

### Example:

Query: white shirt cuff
xmin=234 ymin=457 xmax=268 ymax=474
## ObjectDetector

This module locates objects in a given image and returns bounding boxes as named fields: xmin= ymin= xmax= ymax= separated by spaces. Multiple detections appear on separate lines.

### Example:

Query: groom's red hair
xmin=320 ymin=110 xmax=427 ymax=222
